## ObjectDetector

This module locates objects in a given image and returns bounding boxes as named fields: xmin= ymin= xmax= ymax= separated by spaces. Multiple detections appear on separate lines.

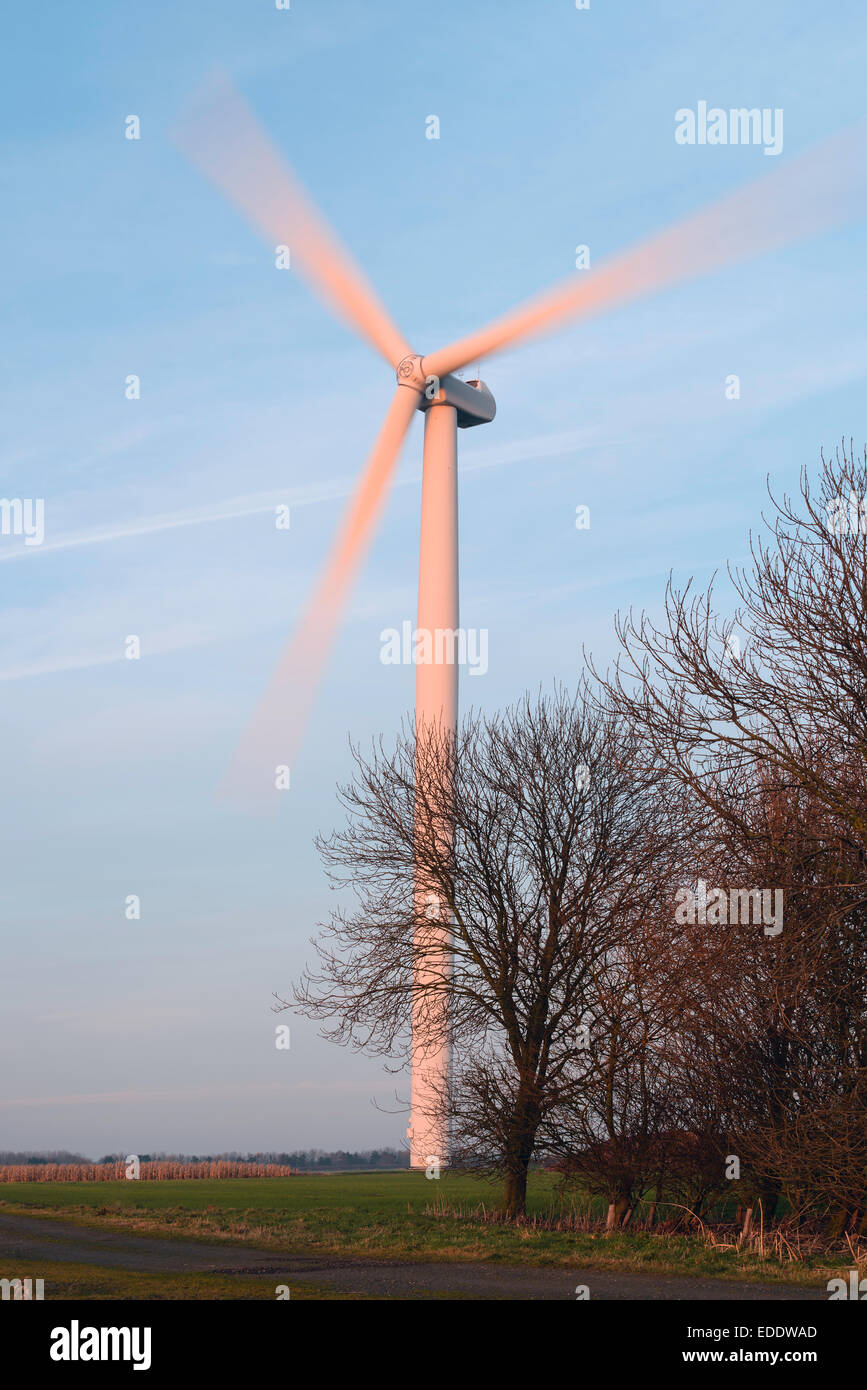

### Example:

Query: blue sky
xmin=2 ymin=0 xmax=866 ymax=1156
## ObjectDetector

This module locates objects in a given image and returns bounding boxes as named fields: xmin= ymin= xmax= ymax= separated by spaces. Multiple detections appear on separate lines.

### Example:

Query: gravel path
xmin=0 ymin=1212 xmax=826 ymax=1300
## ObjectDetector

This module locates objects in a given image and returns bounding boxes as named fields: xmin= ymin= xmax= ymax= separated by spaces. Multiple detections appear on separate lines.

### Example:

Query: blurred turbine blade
xmin=221 ymin=386 xmax=419 ymax=807
xmin=173 ymin=70 xmax=412 ymax=369
xmin=422 ymin=120 xmax=867 ymax=380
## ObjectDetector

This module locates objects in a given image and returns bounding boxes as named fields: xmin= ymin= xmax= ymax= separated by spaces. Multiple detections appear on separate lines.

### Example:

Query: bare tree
xmin=597 ymin=442 xmax=867 ymax=846
xmin=293 ymin=685 xmax=685 ymax=1217
xmin=596 ymin=443 xmax=867 ymax=1233
xmin=547 ymin=913 xmax=689 ymax=1228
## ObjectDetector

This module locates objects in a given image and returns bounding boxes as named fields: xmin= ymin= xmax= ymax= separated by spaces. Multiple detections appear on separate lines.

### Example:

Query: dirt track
xmin=0 ymin=1212 xmax=827 ymax=1300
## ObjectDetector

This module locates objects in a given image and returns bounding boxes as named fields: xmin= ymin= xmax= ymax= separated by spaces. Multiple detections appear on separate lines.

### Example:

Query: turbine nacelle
xmin=397 ymin=354 xmax=496 ymax=430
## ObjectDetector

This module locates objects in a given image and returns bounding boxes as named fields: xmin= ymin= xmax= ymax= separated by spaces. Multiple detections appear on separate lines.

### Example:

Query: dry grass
xmin=0 ymin=1161 xmax=296 ymax=1183
xmin=423 ymin=1191 xmax=866 ymax=1285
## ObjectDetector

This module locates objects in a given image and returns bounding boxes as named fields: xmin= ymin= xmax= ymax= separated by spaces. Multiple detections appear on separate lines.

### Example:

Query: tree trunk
xmin=503 ymin=1163 xmax=529 ymax=1220
xmin=500 ymin=1082 xmax=540 ymax=1220
xmin=606 ymin=1192 xmax=631 ymax=1230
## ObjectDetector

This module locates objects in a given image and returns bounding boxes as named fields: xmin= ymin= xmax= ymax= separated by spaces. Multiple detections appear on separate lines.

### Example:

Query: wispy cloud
xmin=0 ymin=1081 xmax=380 ymax=1108
xmin=0 ymin=484 xmax=344 ymax=564
xmin=0 ymin=426 xmax=613 ymax=566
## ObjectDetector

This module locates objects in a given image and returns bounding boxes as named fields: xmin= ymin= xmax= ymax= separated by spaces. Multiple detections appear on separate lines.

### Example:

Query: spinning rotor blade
xmin=423 ymin=121 xmax=867 ymax=380
xmin=174 ymin=71 xmax=412 ymax=369
xmin=222 ymin=386 xmax=419 ymax=805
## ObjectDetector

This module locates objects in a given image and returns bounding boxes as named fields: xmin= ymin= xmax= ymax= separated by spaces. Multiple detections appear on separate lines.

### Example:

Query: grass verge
xmin=0 ymin=1174 xmax=847 ymax=1291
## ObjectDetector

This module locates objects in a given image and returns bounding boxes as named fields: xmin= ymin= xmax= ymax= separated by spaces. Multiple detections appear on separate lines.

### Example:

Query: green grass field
xmin=0 ymin=1169 xmax=506 ymax=1216
xmin=0 ymin=1172 xmax=847 ymax=1291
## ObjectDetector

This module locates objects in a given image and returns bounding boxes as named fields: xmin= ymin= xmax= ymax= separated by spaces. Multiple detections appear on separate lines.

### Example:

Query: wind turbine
xmin=175 ymin=76 xmax=865 ymax=1168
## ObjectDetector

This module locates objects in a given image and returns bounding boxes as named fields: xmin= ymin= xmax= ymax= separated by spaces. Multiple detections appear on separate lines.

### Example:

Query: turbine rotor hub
xmin=396 ymin=353 xmax=428 ymax=393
